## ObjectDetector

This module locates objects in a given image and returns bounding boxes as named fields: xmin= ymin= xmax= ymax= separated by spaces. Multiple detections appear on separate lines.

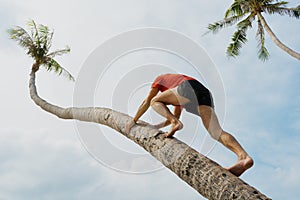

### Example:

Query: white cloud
xmin=0 ymin=129 xmax=99 ymax=199
xmin=0 ymin=129 xmax=205 ymax=200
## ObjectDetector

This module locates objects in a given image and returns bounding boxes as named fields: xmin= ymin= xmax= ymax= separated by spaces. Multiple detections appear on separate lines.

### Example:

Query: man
xmin=125 ymin=73 xmax=253 ymax=176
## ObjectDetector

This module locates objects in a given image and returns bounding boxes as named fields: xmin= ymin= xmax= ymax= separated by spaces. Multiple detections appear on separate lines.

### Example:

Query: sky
xmin=0 ymin=0 xmax=300 ymax=199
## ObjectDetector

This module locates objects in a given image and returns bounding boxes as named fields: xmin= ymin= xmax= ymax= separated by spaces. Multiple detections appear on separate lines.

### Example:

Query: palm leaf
xmin=225 ymin=1 xmax=242 ymax=17
xmin=262 ymin=0 xmax=275 ymax=3
xmin=25 ymin=20 xmax=48 ymax=61
xmin=225 ymin=0 xmax=249 ymax=18
xmin=27 ymin=20 xmax=41 ymax=49
xmin=237 ymin=12 xmax=255 ymax=30
xmin=264 ymin=4 xmax=300 ymax=18
xmin=43 ymin=58 xmax=75 ymax=81
xmin=227 ymin=28 xmax=247 ymax=57
xmin=265 ymin=1 xmax=289 ymax=7
xmin=47 ymin=46 xmax=70 ymax=58
xmin=207 ymin=15 xmax=245 ymax=34
xmin=256 ymin=20 xmax=270 ymax=61
xmin=7 ymin=26 xmax=35 ymax=56
xmin=226 ymin=12 xmax=255 ymax=58
xmin=38 ymin=24 xmax=53 ymax=54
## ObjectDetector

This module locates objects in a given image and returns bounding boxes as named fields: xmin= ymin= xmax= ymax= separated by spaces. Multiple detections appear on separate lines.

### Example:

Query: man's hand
xmin=125 ymin=119 xmax=136 ymax=133
xmin=125 ymin=88 xmax=159 ymax=134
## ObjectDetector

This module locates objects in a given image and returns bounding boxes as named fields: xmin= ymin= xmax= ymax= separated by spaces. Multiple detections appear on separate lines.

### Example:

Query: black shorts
xmin=177 ymin=80 xmax=214 ymax=115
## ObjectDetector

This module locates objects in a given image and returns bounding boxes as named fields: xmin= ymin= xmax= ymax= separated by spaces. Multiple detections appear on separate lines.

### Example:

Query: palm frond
xmin=225 ymin=0 xmax=250 ymax=18
xmin=264 ymin=3 xmax=300 ymax=18
xmin=207 ymin=15 xmax=245 ymax=34
xmin=27 ymin=20 xmax=52 ymax=59
xmin=256 ymin=20 xmax=270 ymax=61
xmin=227 ymin=28 xmax=248 ymax=57
xmin=262 ymin=0 xmax=274 ymax=3
xmin=7 ymin=26 xmax=35 ymax=55
xmin=47 ymin=46 xmax=70 ymax=58
xmin=38 ymin=24 xmax=53 ymax=54
xmin=237 ymin=12 xmax=256 ymax=30
xmin=27 ymin=20 xmax=41 ymax=49
xmin=43 ymin=58 xmax=75 ymax=81
xmin=225 ymin=12 xmax=255 ymax=58
xmin=265 ymin=1 xmax=289 ymax=7
xmin=225 ymin=1 xmax=242 ymax=17
xmin=265 ymin=6 xmax=300 ymax=19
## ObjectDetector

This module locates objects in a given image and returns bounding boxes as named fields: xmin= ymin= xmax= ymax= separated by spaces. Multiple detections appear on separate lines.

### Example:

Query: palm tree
xmin=207 ymin=0 xmax=300 ymax=61
xmin=8 ymin=20 xmax=271 ymax=199
xmin=8 ymin=20 xmax=75 ymax=79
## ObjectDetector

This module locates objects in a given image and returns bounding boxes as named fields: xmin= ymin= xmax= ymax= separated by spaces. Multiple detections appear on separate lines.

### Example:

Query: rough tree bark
xmin=257 ymin=12 xmax=300 ymax=61
xmin=29 ymin=70 xmax=271 ymax=199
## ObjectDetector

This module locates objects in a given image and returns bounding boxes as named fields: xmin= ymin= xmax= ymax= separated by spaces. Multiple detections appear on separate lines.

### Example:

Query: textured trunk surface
xmin=257 ymin=12 xmax=300 ymax=61
xmin=29 ymin=71 xmax=271 ymax=199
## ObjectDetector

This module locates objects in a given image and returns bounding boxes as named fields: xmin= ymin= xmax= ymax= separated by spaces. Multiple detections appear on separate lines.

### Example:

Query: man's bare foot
xmin=225 ymin=156 xmax=254 ymax=177
xmin=164 ymin=120 xmax=183 ymax=138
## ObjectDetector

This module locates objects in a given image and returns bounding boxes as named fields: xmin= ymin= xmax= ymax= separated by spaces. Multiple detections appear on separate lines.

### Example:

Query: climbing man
xmin=125 ymin=73 xmax=253 ymax=176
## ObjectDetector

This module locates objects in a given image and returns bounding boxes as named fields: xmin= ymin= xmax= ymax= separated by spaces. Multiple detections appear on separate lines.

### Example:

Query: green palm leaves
xmin=208 ymin=0 xmax=300 ymax=61
xmin=8 ymin=20 xmax=74 ymax=81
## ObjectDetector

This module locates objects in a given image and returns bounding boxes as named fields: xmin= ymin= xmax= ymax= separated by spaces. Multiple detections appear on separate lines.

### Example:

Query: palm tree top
xmin=224 ymin=0 xmax=300 ymax=18
xmin=7 ymin=19 xmax=75 ymax=81
xmin=207 ymin=0 xmax=300 ymax=61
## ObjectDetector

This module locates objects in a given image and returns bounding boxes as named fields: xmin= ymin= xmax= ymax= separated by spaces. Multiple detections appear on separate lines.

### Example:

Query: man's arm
xmin=125 ymin=87 xmax=159 ymax=133
xmin=153 ymin=105 xmax=182 ymax=129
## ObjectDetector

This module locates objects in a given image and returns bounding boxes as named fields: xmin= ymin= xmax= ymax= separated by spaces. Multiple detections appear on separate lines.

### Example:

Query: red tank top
xmin=151 ymin=74 xmax=195 ymax=92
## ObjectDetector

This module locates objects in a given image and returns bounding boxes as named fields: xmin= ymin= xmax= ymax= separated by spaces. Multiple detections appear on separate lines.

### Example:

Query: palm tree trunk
xmin=257 ymin=12 xmax=300 ymax=61
xmin=29 ymin=69 xmax=271 ymax=199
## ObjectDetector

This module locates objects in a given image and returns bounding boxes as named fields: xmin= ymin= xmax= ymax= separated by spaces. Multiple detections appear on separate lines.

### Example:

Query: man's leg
xmin=198 ymin=105 xmax=254 ymax=177
xmin=150 ymin=88 xmax=189 ymax=137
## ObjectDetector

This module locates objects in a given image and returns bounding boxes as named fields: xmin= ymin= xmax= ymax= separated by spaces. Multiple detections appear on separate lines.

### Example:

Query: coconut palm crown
xmin=207 ymin=0 xmax=300 ymax=61
xmin=7 ymin=20 xmax=74 ymax=80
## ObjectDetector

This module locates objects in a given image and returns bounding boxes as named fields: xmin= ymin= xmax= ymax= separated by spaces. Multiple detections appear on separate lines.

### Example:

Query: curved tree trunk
xmin=29 ymin=69 xmax=271 ymax=199
xmin=257 ymin=12 xmax=300 ymax=61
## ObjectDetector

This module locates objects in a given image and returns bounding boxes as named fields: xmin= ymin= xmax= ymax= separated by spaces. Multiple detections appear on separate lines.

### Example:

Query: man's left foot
xmin=225 ymin=156 xmax=254 ymax=177
xmin=163 ymin=120 xmax=183 ymax=138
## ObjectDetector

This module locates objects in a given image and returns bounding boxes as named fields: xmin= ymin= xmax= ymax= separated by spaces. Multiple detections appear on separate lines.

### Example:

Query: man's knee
xmin=198 ymin=107 xmax=223 ymax=141
xmin=208 ymin=127 xmax=223 ymax=141
xmin=150 ymin=97 xmax=159 ymax=107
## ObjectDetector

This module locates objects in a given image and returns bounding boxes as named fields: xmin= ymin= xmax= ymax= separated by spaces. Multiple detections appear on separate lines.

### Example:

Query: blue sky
xmin=1 ymin=0 xmax=300 ymax=199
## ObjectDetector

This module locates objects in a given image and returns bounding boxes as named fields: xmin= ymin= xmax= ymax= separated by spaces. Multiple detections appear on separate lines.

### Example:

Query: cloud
xmin=2 ymin=0 xmax=300 ymax=199
xmin=0 ymin=129 xmax=103 ymax=199
xmin=0 ymin=129 xmax=205 ymax=200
